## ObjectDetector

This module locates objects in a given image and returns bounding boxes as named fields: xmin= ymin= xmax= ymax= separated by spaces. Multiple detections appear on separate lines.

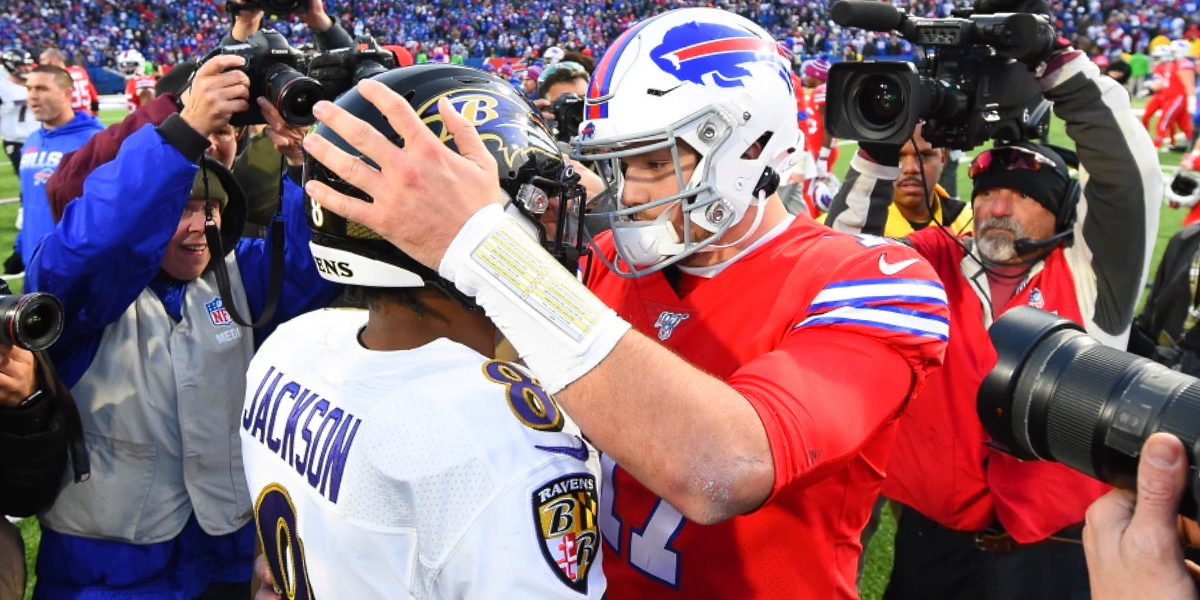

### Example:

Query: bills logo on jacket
xmin=650 ymin=21 xmax=792 ymax=90
xmin=206 ymin=296 xmax=233 ymax=327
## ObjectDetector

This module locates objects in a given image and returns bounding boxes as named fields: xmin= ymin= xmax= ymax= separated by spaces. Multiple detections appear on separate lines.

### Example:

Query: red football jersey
xmin=124 ymin=75 xmax=157 ymax=112
xmin=585 ymin=217 xmax=948 ymax=599
xmin=1167 ymin=57 xmax=1195 ymax=98
xmin=66 ymin=65 xmax=98 ymax=114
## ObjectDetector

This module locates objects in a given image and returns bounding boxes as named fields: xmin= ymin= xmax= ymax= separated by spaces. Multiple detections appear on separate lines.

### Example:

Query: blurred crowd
xmin=1 ymin=0 xmax=1196 ymax=74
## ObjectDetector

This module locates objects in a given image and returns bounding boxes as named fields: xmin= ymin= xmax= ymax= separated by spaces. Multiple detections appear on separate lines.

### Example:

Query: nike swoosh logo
xmin=536 ymin=439 xmax=590 ymax=462
xmin=878 ymin=254 xmax=919 ymax=275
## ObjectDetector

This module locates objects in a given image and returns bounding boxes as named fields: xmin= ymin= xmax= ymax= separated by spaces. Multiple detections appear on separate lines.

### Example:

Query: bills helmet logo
xmin=650 ymin=21 xmax=791 ymax=90
xmin=532 ymin=474 xmax=600 ymax=594
xmin=580 ymin=122 xmax=596 ymax=140
xmin=206 ymin=296 xmax=233 ymax=327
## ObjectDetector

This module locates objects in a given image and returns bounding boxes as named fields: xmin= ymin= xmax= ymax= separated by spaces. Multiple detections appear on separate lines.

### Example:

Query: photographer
xmin=533 ymin=60 xmax=589 ymax=144
xmin=223 ymin=0 xmax=353 ymax=49
xmin=26 ymin=54 xmax=337 ymax=599
xmin=1084 ymin=432 xmax=1200 ymax=600
xmin=825 ymin=8 xmax=1161 ymax=599
xmin=0 ymin=333 xmax=67 ymax=599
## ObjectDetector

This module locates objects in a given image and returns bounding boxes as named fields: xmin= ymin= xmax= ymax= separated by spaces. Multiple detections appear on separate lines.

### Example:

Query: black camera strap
xmin=33 ymin=350 xmax=88 ymax=482
xmin=200 ymin=157 xmax=285 ymax=329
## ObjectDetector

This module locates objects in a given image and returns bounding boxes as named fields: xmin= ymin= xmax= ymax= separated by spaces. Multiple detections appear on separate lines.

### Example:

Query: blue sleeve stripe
xmin=796 ymin=306 xmax=950 ymax=340
xmin=810 ymin=295 xmax=949 ymax=313
xmin=811 ymin=281 xmax=948 ymax=308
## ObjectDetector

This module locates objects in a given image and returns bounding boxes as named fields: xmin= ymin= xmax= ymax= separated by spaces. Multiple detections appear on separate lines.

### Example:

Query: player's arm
xmin=300 ymin=83 xmax=946 ymax=524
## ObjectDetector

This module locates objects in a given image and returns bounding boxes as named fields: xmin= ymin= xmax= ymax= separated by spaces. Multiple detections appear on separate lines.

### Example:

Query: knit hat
xmin=189 ymin=168 xmax=229 ymax=208
xmin=801 ymin=58 xmax=830 ymax=82
xmin=970 ymin=141 xmax=1072 ymax=228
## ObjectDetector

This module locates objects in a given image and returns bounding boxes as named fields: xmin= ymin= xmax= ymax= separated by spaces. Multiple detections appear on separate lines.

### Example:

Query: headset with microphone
xmin=1010 ymin=177 xmax=1080 ymax=257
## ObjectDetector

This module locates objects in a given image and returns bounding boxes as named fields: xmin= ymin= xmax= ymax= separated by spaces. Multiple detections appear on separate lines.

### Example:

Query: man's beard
xmin=975 ymin=216 xmax=1026 ymax=263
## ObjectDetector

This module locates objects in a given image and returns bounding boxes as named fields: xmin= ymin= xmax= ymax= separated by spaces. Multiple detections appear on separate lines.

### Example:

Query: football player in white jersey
xmin=241 ymin=64 xmax=603 ymax=599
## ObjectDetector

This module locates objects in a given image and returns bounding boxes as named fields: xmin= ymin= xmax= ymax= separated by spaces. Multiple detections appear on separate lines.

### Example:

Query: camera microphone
xmin=830 ymin=1 xmax=905 ymax=32
xmin=1012 ymin=230 xmax=1072 ymax=255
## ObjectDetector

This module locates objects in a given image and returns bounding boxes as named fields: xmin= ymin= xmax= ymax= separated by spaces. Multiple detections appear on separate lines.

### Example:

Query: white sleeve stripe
xmin=810 ymin=282 xmax=949 ymax=307
xmin=797 ymin=306 xmax=950 ymax=339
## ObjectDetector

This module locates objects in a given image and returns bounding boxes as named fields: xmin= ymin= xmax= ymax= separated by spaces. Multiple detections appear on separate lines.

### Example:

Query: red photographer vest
xmin=882 ymin=228 xmax=1112 ymax=543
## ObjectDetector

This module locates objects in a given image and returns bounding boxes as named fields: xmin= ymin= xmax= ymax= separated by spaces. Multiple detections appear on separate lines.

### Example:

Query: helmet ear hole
xmin=739 ymin=131 xmax=774 ymax=160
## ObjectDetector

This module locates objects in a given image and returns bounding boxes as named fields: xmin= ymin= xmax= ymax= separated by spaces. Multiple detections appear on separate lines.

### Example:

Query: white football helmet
xmin=1166 ymin=151 xmax=1200 ymax=209
xmin=1172 ymin=39 xmax=1193 ymax=61
xmin=1152 ymin=45 xmax=1173 ymax=64
xmin=118 ymin=49 xmax=145 ymax=76
xmin=573 ymin=7 xmax=802 ymax=277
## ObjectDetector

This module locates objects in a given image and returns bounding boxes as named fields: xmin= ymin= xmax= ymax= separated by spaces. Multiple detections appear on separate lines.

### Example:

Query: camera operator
xmin=1083 ymin=432 xmax=1200 ymax=600
xmin=26 ymin=54 xmax=337 ymax=600
xmin=224 ymin=0 xmax=353 ymax=49
xmin=532 ymin=60 xmax=589 ymax=143
xmin=825 ymin=6 xmax=1161 ymax=599
xmin=0 ymin=335 xmax=65 ymax=599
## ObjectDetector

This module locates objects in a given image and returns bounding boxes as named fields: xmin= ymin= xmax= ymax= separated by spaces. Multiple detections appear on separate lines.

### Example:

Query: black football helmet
xmin=0 ymin=49 xmax=34 ymax=80
xmin=305 ymin=63 xmax=587 ymax=304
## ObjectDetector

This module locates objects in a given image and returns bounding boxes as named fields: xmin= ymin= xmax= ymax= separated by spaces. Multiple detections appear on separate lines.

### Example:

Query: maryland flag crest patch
xmin=532 ymin=473 xmax=601 ymax=593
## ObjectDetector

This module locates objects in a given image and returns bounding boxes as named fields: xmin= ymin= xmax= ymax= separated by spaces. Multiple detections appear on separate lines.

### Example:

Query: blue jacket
xmin=26 ymin=118 xmax=340 ymax=598
xmin=18 ymin=110 xmax=104 ymax=261
xmin=29 ymin=120 xmax=338 ymax=386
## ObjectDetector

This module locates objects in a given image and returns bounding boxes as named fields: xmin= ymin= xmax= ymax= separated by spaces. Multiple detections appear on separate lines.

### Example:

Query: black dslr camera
xmin=825 ymin=0 xmax=1057 ymax=150
xmin=0 ymin=280 xmax=64 ymax=352
xmin=204 ymin=29 xmax=324 ymax=127
xmin=228 ymin=0 xmax=307 ymax=15
xmin=306 ymin=36 xmax=398 ymax=99
xmin=980 ymin=307 xmax=1200 ymax=521
xmin=548 ymin=93 xmax=585 ymax=144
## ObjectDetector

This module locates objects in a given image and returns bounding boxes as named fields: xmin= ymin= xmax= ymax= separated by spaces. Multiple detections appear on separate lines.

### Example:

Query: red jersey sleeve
xmin=732 ymin=239 xmax=949 ymax=500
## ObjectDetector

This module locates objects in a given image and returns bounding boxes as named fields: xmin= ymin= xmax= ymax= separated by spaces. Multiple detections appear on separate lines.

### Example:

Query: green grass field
xmin=2 ymin=102 xmax=1188 ymax=599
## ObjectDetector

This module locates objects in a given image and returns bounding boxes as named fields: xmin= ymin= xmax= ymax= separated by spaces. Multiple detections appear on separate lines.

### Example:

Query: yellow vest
xmin=882 ymin=186 xmax=974 ymax=238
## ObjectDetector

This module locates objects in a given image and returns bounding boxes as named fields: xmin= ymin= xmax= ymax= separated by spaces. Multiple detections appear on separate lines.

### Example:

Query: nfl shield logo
xmin=1028 ymin=288 xmax=1044 ymax=309
xmin=206 ymin=297 xmax=233 ymax=327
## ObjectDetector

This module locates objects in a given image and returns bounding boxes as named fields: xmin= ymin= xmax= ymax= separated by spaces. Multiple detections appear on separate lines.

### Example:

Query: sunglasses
xmin=968 ymin=146 xmax=1060 ymax=180
xmin=537 ymin=61 xmax=588 ymax=86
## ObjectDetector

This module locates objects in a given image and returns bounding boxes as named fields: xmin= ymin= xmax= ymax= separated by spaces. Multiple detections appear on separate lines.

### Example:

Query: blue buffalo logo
xmin=650 ymin=21 xmax=791 ymax=90
xmin=580 ymin=122 xmax=596 ymax=140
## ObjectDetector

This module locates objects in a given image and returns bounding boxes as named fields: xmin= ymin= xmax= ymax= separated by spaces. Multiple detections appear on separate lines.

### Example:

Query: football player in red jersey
xmin=300 ymin=8 xmax=949 ymax=599
xmin=118 ymin=49 xmax=156 ymax=113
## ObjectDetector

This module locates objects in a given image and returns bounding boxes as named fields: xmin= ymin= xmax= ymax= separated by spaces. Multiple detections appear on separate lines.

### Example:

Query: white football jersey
xmin=241 ymin=308 xmax=605 ymax=599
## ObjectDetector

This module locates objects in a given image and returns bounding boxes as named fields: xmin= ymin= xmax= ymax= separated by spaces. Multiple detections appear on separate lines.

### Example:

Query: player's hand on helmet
xmin=258 ymin=97 xmax=307 ymax=166
xmin=180 ymin=55 xmax=250 ymax=138
xmin=303 ymin=78 xmax=501 ymax=269
xmin=252 ymin=554 xmax=282 ymax=600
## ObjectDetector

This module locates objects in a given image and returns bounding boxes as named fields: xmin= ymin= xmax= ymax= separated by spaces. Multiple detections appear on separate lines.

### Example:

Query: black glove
xmin=858 ymin=141 xmax=902 ymax=167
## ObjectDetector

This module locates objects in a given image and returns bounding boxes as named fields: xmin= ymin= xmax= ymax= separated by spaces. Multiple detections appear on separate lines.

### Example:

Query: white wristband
xmin=439 ymin=204 xmax=631 ymax=393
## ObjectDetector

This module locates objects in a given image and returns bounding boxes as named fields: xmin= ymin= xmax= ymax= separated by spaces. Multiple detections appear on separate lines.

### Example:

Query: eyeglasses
xmin=537 ymin=61 xmax=588 ymax=86
xmin=968 ymin=146 xmax=1060 ymax=179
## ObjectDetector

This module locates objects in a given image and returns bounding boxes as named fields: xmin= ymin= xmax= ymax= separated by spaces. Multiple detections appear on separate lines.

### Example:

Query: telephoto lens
xmin=0 ymin=292 xmax=65 ymax=352
xmin=979 ymin=306 xmax=1200 ymax=520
